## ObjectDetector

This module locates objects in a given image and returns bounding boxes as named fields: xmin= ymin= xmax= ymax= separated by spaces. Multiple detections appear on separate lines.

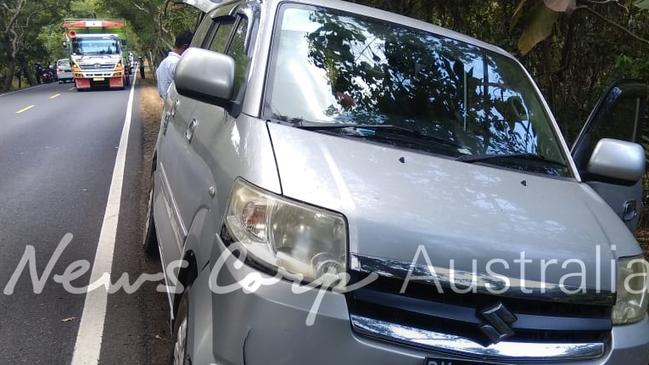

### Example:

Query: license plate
xmin=93 ymin=77 xmax=105 ymax=81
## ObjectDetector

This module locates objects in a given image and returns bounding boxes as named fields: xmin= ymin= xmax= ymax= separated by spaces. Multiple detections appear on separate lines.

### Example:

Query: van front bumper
xmin=186 ymin=243 xmax=649 ymax=365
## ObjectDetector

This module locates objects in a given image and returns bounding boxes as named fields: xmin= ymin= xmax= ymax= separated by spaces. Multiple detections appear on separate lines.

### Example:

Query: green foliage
xmin=70 ymin=0 xmax=103 ymax=18
xmin=98 ymin=0 xmax=199 ymax=62
xmin=636 ymin=0 xmax=649 ymax=10
xmin=0 ymin=0 xmax=73 ymax=89
xmin=37 ymin=25 xmax=67 ymax=61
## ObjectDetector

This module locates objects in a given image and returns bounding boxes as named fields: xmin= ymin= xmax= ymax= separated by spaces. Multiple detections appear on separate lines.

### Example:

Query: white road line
xmin=70 ymin=76 xmax=137 ymax=365
xmin=50 ymin=93 xmax=61 ymax=99
xmin=16 ymin=105 xmax=35 ymax=114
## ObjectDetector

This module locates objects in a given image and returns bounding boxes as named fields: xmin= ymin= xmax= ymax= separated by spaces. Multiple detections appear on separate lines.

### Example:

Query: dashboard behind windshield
xmin=264 ymin=5 xmax=572 ymax=177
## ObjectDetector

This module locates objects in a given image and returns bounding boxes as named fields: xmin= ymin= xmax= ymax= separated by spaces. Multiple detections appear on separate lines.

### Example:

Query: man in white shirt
xmin=156 ymin=31 xmax=193 ymax=99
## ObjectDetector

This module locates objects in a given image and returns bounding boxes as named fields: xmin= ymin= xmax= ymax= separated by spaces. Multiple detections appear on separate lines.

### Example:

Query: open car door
xmin=571 ymin=80 xmax=648 ymax=232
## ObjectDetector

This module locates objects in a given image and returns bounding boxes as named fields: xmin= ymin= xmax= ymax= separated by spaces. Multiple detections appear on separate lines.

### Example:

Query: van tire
xmin=143 ymin=188 xmax=158 ymax=257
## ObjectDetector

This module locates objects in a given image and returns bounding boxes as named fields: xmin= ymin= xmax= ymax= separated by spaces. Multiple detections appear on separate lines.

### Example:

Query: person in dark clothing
xmin=34 ymin=63 xmax=43 ymax=84
xmin=138 ymin=57 xmax=145 ymax=79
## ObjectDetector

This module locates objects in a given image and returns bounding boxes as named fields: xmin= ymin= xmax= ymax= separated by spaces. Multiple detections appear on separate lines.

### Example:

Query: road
xmin=0 ymin=81 xmax=171 ymax=364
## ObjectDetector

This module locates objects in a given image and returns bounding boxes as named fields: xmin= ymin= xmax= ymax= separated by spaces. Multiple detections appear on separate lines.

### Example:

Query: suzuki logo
xmin=479 ymin=303 xmax=517 ymax=344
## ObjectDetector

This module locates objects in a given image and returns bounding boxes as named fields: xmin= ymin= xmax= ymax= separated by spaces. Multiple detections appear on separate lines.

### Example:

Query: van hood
xmin=267 ymin=123 xmax=641 ymax=294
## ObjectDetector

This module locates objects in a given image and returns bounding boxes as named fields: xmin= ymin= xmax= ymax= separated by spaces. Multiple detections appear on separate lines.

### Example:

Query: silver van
xmin=144 ymin=1 xmax=649 ymax=364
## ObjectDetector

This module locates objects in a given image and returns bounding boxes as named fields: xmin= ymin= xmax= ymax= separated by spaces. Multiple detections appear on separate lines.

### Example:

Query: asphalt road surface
xmin=0 ymin=80 xmax=171 ymax=364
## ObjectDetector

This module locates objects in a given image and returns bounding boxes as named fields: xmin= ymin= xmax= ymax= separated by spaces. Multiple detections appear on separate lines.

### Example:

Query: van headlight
xmin=222 ymin=179 xmax=347 ymax=285
xmin=612 ymin=256 xmax=649 ymax=325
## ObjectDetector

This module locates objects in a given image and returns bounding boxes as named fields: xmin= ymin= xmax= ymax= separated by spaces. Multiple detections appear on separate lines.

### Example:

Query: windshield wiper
xmin=297 ymin=123 xmax=464 ymax=151
xmin=456 ymin=153 xmax=568 ymax=168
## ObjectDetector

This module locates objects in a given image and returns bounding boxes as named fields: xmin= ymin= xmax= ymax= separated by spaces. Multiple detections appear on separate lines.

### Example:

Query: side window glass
xmin=227 ymin=17 xmax=250 ymax=100
xmin=208 ymin=18 xmax=236 ymax=53
xmin=592 ymin=97 xmax=641 ymax=143
xmin=580 ymin=96 xmax=643 ymax=163
xmin=190 ymin=15 xmax=213 ymax=48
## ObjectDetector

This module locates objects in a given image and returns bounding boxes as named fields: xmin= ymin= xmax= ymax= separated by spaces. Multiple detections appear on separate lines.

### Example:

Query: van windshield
xmin=265 ymin=5 xmax=572 ymax=177
xmin=72 ymin=37 xmax=121 ymax=56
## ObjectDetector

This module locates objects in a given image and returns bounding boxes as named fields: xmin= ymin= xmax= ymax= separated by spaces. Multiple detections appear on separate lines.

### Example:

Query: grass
xmin=0 ymin=77 xmax=32 ymax=93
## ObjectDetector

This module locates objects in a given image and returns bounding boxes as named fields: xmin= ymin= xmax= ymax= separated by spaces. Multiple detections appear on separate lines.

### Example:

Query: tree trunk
xmin=146 ymin=51 xmax=156 ymax=82
xmin=2 ymin=58 xmax=17 ymax=92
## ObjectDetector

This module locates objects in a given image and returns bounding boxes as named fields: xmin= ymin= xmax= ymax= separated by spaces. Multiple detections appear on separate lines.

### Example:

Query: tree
xmin=99 ymin=0 xmax=198 ymax=66
xmin=1 ymin=0 xmax=72 ymax=90
xmin=513 ymin=0 xmax=649 ymax=55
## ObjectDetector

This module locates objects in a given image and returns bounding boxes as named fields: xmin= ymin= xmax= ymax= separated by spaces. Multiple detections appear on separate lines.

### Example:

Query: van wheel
xmin=143 ymin=188 xmax=158 ymax=257
xmin=172 ymin=290 xmax=191 ymax=365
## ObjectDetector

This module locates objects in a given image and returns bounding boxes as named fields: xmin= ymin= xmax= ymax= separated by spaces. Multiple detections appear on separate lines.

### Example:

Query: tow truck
xmin=63 ymin=19 xmax=131 ymax=90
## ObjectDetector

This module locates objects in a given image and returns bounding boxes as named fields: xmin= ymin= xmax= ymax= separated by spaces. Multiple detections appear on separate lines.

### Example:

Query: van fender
xmin=173 ymin=206 xmax=220 ymax=314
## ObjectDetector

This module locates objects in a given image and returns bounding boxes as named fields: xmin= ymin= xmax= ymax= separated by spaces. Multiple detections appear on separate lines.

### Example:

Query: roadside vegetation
xmin=0 ymin=0 xmax=198 ymax=91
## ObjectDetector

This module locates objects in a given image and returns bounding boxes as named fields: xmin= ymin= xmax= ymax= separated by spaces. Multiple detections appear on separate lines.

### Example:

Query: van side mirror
xmin=175 ymin=48 xmax=235 ymax=108
xmin=587 ymin=138 xmax=645 ymax=183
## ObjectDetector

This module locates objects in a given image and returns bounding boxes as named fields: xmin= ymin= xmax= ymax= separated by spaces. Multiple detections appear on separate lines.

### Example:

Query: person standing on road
xmin=156 ymin=31 xmax=193 ymax=100
xmin=139 ymin=57 xmax=145 ymax=80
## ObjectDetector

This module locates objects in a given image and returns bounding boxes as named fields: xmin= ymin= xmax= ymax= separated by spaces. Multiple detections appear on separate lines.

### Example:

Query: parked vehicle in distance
xmin=56 ymin=59 xmax=73 ymax=83
xmin=144 ymin=1 xmax=649 ymax=364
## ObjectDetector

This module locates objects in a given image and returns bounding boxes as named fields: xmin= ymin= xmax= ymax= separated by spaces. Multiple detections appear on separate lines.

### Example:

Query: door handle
xmin=185 ymin=118 xmax=198 ymax=143
xmin=623 ymin=200 xmax=638 ymax=222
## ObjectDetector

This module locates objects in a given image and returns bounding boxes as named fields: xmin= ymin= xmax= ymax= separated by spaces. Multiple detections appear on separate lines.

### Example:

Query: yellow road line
xmin=16 ymin=105 xmax=35 ymax=114
xmin=49 ymin=93 xmax=61 ymax=99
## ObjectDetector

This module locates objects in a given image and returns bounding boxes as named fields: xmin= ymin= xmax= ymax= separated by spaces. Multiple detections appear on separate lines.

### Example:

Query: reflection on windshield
xmin=72 ymin=37 xmax=121 ymax=56
xmin=266 ymin=6 xmax=570 ymax=177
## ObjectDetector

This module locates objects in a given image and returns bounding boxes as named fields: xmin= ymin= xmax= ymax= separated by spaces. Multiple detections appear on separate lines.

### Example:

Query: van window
xmin=208 ymin=18 xmax=236 ymax=53
xmin=265 ymin=5 xmax=571 ymax=177
xmin=190 ymin=15 xmax=214 ymax=48
xmin=592 ymin=96 xmax=642 ymax=142
xmin=227 ymin=17 xmax=250 ymax=100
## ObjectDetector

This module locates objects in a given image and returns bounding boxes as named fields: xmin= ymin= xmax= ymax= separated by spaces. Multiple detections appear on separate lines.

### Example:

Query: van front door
xmin=571 ymin=80 xmax=648 ymax=232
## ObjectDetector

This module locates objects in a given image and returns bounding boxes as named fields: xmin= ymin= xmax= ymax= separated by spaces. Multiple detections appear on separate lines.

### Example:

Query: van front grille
xmin=346 ymin=271 xmax=612 ymax=347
